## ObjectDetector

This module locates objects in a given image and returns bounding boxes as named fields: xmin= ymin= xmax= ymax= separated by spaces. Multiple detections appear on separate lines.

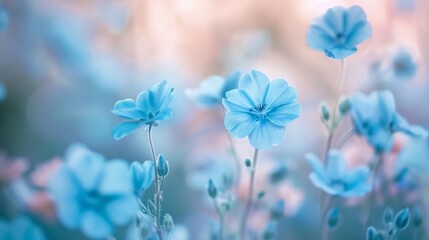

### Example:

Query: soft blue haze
xmin=350 ymin=91 xmax=428 ymax=153
xmin=130 ymin=160 xmax=154 ymax=195
xmin=185 ymin=71 xmax=240 ymax=109
xmin=306 ymin=150 xmax=371 ymax=197
xmin=307 ymin=5 xmax=372 ymax=59
xmin=0 ymin=217 xmax=46 ymax=240
xmin=112 ymin=80 xmax=174 ymax=140
xmin=49 ymin=143 xmax=137 ymax=239
xmin=222 ymin=70 xmax=301 ymax=150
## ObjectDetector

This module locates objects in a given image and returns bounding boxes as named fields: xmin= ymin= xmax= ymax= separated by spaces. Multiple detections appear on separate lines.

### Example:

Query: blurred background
xmin=0 ymin=0 xmax=429 ymax=239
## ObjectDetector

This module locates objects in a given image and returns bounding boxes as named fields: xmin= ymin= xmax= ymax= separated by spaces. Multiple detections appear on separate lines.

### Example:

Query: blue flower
xmin=130 ymin=160 xmax=154 ymax=194
xmin=49 ymin=143 xmax=137 ymax=239
xmin=0 ymin=81 xmax=6 ymax=102
xmin=185 ymin=71 xmax=240 ymax=109
xmin=350 ymin=91 xmax=428 ymax=153
xmin=390 ymin=48 xmax=417 ymax=80
xmin=306 ymin=5 xmax=372 ymax=59
xmin=0 ymin=217 xmax=46 ymax=240
xmin=112 ymin=80 xmax=174 ymax=140
xmin=306 ymin=150 xmax=371 ymax=197
xmin=222 ymin=70 xmax=301 ymax=150
xmin=0 ymin=6 xmax=9 ymax=32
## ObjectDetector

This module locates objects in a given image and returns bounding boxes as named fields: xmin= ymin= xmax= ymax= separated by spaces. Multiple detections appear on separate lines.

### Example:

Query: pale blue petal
xmin=263 ymin=79 xmax=294 ymax=109
xmin=393 ymin=114 xmax=428 ymax=138
xmin=112 ymin=121 xmax=146 ymax=140
xmin=141 ymin=161 xmax=154 ymax=190
xmin=309 ymin=173 xmax=339 ymax=195
xmin=99 ymin=159 xmax=133 ymax=195
xmin=223 ymin=89 xmax=255 ymax=110
xmin=344 ymin=6 xmax=372 ymax=46
xmin=239 ymin=70 xmax=270 ymax=104
xmin=326 ymin=150 xmax=347 ymax=180
xmin=224 ymin=111 xmax=256 ymax=138
xmin=345 ymin=166 xmax=370 ymax=187
xmin=57 ymin=199 xmax=82 ymax=229
xmin=326 ymin=47 xmax=357 ymax=59
xmin=267 ymin=102 xmax=302 ymax=126
xmin=80 ymin=210 xmax=112 ymax=239
xmin=221 ymin=71 xmax=240 ymax=97
xmin=378 ymin=91 xmax=396 ymax=126
xmin=49 ymin=165 xmax=80 ymax=200
xmin=222 ymin=98 xmax=250 ymax=112
xmin=248 ymin=121 xmax=285 ymax=150
xmin=113 ymin=99 xmax=136 ymax=110
xmin=111 ymin=108 xmax=146 ymax=120
xmin=106 ymin=195 xmax=138 ymax=225
xmin=306 ymin=153 xmax=329 ymax=182
xmin=66 ymin=145 xmax=106 ymax=192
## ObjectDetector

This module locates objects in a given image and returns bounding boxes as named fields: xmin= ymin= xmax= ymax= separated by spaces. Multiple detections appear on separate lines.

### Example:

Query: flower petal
xmin=224 ymin=111 xmax=256 ymax=138
xmin=306 ymin=153 xmax=329 ymax=183
xmin=112 ymin=121 xmax=146 ymax=140
xmin=80 ymin=210 xmax=112 ymax=239
xmin=224 ymin=89 xmax=255 ymax=110
xmin=239 ymin=70 xmax=270 ymax=104
xmin=267 ymin=102 xmax=302 ymax=126
xmin=106 ymin=195 xmax=138 ymax=225
xmin=99 ymin=159 xmax=133 ymax=196
xmin=248 ymin=121 xmax=285 ymax=150
xmin=326 ymin=150 xmax=347 ymax=180
xmin=66 ymin=144 xmax=106 ymax=192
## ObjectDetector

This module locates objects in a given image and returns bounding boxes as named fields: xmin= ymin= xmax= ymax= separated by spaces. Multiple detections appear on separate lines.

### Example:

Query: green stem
xmin=240 ymin=149 xmax=259 ymax=240
xmin=147 ymin=124 xmax=164 ymax=240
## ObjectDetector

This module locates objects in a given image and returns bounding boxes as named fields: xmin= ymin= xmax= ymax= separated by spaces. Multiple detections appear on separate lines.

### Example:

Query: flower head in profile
xmin=350 ymin=91 xmax=428 ymax=153
xmin=306 ymin=150 xmax=371 ymax=197
xmin=390 ymin=48 xmax=417 ymax=80
xmin=48 ymin=143 xmax=137 ymax=239
xmin=0 ymin=217 xmax=47 ymax=240
xmin=222 ymin=70 xmax=301 ymax=150
xmin=185 ymin=71 xmax=240 ymax=109
xmin=112 ymin=80 xmax=174 ymax=140
xmin=307 ymin=5 xmax=372 ymax=59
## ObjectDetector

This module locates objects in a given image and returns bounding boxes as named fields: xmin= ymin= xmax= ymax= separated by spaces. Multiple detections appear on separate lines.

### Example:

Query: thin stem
xmin=213 ymin=199 xmax=225 ymax=240
xmin=240 ymin=149 xmax=259 ymax=240
xmin=366 ymin=153 xmax=383 ymax=228
xmin=321 ymin=197 xmax=335 ymax=240
xmin=147 ymin=124 xmax=164 ymax=240
xmin=218 ymin=108 xmax=242 ymax=191
xmin=337 ymin=128 xmax=355 ymax=149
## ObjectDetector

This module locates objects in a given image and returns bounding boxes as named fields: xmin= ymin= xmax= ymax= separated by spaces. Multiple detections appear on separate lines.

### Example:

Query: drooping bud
xmin=157 ymin=154 xmax=169 ymax=177
xmin=383 ymin=207 xmax=394 ymax=225
xmin=163 ymin=214 xmax=174 ymax=233
xmin=327 ymin=207 xmax=340 ymax=229
xmin=208 ymin=179 xmax=217 ymax=199
xmin=394 ymin=208 xmax=410 ymax=230
xmin=319 ymin=102 xmax=330 ymax=122
xmin=338 ymin=97 xmax=350 ymax=116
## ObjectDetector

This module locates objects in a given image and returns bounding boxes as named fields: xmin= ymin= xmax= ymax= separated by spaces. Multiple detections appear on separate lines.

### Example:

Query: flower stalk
xmin=147 ymin=124 xmax=164 ymax=240
xmin=240 ymin=149 xmax=259 ymax=239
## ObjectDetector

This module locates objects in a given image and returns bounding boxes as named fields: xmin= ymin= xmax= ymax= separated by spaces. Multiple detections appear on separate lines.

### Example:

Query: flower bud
xmin=395 ymin=208 xmax=410 ymax=230
xmin=338 ymin=97 xmax=350 ymax=116
xmin=327 ymin=207 xmax=340 ymax=229
xmin=157 ymin=154 xmax=169 ymax=177
xmin=208 ymin=179 xmax=217 ymax=199
xmin=383 ymin=207 xmax=394 ymax=225
xmin=262 ymin=221 xmax=278 ymax=240
xmin=413 ymin=207 xmax=423 ymax=227
xmin=245 ymin=158 xmax=252 ymax=168
xmin=270 ymin=200 xmax=285 ymax=220
xmin=319 ymin=102 xmax=330 ymax=122
xmin=163 ymin=214 xmax=174 ymax=233
xmin=130 ymin=161 xmax=154 ymax=194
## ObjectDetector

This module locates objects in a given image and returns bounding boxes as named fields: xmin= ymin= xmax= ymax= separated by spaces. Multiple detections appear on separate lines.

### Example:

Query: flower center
xmin=335 ymin=32 xmax=346 ymax=44
xmin=251 ymin=104 xmax=268 ymax=121
xmin=330 ymin=179 xmax=346 ymax=192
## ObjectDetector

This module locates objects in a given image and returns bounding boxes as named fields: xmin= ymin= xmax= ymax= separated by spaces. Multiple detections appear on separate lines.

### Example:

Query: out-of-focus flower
xmin=350 ymin=91 xmax=428 ymax=153
xmin=0 ymin=6 xmax=8 ymax=32
xmin=48 ymin=143 xmax=137 ymax=239
xmin=389 ymin=48 xmax=417 ymax=80
xmin=396 ymin=139 xmax=429 ymax=179
xmin=306 ymin=150 xmax=371 ymax=197
xmin=0 ymin=81 xmax=6 ymax=102
xmin=112 ymin=80 xmax=175 ymax=140
xmin=0 ymin=152 xmax=28 ymax=186
xmin=395 ymin=0 xmax=416 ymax=12
xmin=0 ymin=216 xmax=46 ymax=240
xmin=185 ymin=71 xmax=240 ymax=109
xmin=130 ymin=160 xmax=154 ymax=195
xmin=222 ymin=70 xmax=301 ymax=150
xmin=306 ymin=6 xmax=372 ymax=59
xmin=97 ymin=0 xmax=131 ymax=33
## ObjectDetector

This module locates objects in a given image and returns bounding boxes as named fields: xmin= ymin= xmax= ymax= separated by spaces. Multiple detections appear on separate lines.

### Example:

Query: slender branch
xmin=337 ymin=128 xmax=355 ymax=149
xmin=240 ymin=149 xmax=259 ymax=240
xmin=147 ymin=124 xmax=164 ymax=240
xmin=321 ymin=197 xmax=335 ymax=240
